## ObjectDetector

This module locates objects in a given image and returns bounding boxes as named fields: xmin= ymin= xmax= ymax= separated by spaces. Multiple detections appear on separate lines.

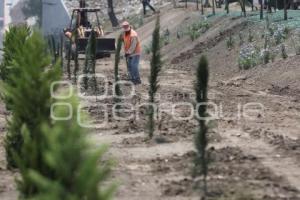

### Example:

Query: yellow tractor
xmin=64 ymin=0 xmax=115 ymax=59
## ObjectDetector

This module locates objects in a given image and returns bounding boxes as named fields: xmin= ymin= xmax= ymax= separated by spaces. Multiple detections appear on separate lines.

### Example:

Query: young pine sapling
xmin=194 ymin=55 xmax=209 ymax=197
xmin=148 ymin=15 xmax=162 ymax=139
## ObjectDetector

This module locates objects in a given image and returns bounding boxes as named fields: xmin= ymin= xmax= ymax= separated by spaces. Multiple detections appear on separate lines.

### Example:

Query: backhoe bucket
xmin=77 ymin=38 xmax=116 ymax=54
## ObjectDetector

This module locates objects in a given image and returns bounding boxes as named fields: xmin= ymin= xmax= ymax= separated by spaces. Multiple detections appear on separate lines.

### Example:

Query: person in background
xmin=142 ymin=0 xmax=156 ymax=15
xmin=121 ymin=21 xmax=142 ymax=85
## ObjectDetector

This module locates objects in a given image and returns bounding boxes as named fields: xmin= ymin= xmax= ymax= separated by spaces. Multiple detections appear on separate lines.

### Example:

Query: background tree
xmin=260 ymin=0 xmax=264 ymax=19
xmin=267 ymin=0 xmax=272 ymax=13
xmin=284 ymin=0 xmax=288 ymax=20
xmin=204 ymin=0 xmax=210 ymax=7
xmin=240 ymin=0 xmax=247 ymax=17
xmin=195 ymin=55 xmax=209 ymax=197
xmin=107 ymin=0 xmax=119 ymax=27
xmin=148 ymin=15 xmax=162 ymax=139
xmin=225 ymin=0 xmax=230 ymax=14
xmin=212 ymin=0 xmax=216 ymax=15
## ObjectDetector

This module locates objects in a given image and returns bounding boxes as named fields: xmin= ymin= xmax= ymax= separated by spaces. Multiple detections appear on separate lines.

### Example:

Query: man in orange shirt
xmin=122 ymin=21 xmax=142 ymax=85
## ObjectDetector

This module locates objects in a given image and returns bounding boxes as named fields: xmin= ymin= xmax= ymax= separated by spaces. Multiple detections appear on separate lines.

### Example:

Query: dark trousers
xmin=143 ymin=2 xmax=156 ymax=15
xmin=126 ymin=55 xmax=141 ymax=85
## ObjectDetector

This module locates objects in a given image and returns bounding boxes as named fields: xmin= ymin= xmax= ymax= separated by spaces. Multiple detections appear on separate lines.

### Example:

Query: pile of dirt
xmin=170 ymin=18 xmax=248 ymax=65
xmin=159 ymin=147 xmax=300 ymax=199
xmin=245 ymin=55 xmax=300 ymax=100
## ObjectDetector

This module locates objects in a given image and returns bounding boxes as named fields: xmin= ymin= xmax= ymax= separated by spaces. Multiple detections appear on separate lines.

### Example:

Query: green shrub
xmin=261 ymin=35 xmax=270 ymax=64
xmin=239 ymin=31 xmax=244 ymax=46
xmin=114 ymin=34 xmax=123 ymax=105
xmin=0 ymin=25 xmax=31 ymax=117
xmin=187 ymin=21 xmax=210 ymax=41
xmin=238 ymin=44 xmax=259 ymax=70
xmin=83 ymin=30 xmax=97 ymax=91
xmin=194 ymin=55 xmax=209 ymax=197
xmin=161 ymin=29 xmax=170 ymax=46
xmin=226 ymin=33 xmax=235 ymax=49
xmin=4 ymin=31 xmax=61 ymax=170
xmin=21 ymin=96 xmax=115 ymax=200
xmin=148 ymin=15 xmax=162 ymax=139
xmin=281 ymin=44 xmax=288 ymax=59
xmin=0 ymin=25 xmax=30 ymax=86
xmin=273 ymin=24 xmax=288 ymax=45
xmin=248 ymin=30 xmax=254 ymax=43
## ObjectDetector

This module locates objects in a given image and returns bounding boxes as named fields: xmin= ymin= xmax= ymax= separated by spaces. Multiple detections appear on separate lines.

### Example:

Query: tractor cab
xmin=65 ymin=8 xmax=115 ymax=58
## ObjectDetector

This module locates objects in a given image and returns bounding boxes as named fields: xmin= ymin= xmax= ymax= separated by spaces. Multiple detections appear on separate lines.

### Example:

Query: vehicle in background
xmin=64 ymin=0 xmax=115 ymax=59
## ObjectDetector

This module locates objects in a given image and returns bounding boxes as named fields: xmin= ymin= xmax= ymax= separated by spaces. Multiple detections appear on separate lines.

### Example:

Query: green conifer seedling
xmin=83 ymin=30 xmax=97 ymax=91
xmin=19 ymin=96 xmax=116 ymax=200
xmin=114 ymin=34 xmax=123 ymax=104
xmin=0 ymin=25 xmax=30 ymax=113
xmin=4 ymin=31 xmax=61 ymax=171
xmin=148 ymin=15 xmax=162 ymax=139
xmin=0 ymin=25 xmax=30 ymax=84
xmin=194 ymin=55 xmax=209 ymax=197
xmin=74 ymin=31 xmax=79 ymax=83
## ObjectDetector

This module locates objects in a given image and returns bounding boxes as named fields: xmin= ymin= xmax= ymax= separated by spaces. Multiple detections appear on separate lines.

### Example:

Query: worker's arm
xmin=126 ymin=36 xmax=138 ymax=55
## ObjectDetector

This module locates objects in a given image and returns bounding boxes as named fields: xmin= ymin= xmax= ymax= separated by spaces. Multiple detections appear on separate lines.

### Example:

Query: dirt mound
xmin=245 ymin=55 xmax=300 ymax=100
xmin=160 ymin=147 xmax=299 ymax=199
xmin=170 ymin=18 xmax=248 ymax=64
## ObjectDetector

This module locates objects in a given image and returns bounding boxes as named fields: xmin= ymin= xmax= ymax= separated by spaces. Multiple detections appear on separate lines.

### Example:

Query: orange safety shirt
xmin=123 ymin=29 xmax=141 ymax=56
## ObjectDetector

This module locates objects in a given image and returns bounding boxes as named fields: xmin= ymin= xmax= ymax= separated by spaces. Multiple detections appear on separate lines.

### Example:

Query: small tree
xmin=0 ymin=25 xmax=30 ymax=113
xmin=4 ymin=31 xmax=60 ymax=176
xmin=66 ymin=38 xmax=72 ymax=80
xmin=148 ymin=16 xmax=162 ymax=139
xmin=74 ymin=32 xmax=80 ymax=83
xmin=240 ymin=0 xmax=247 ymax=17
xmin=0 ymin=25 xmax=30 ymax=84
xmin=114 ymin=34 xmax=123 ymax=103
xmin=83 ymin=30 xmax=97 ymax=91
xmin=260 ymin=0 xmax=264 ymax=20
xmin=107 ymin=0 xmax=119 ymax=27
xmin=284 ymin=0 xmax=288 ymax=20
xmin=19 ymin=96 xmax=116 ymax=200
xmin=194 ymin=55 xmax=209 ymax=197
xmin=212 ymin=0 xmax=216 ymax=15
xmin=59 ymin=35 xmax=64 ymax=70
xmin=225 ymin=0 xmax=230 ymax=14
